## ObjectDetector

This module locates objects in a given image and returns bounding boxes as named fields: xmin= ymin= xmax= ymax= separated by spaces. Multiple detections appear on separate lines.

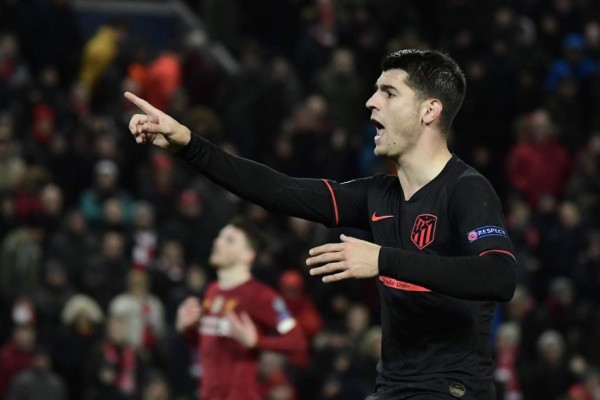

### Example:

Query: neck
xmin=216 ymin=264 xmax=251 ymax=290
xmin=395 ymin=128 xmax=452 ymax=200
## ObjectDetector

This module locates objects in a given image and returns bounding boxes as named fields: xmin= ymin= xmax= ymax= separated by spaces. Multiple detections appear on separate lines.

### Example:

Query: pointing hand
xmin=124 ymin=91 xmax=191 ymax=152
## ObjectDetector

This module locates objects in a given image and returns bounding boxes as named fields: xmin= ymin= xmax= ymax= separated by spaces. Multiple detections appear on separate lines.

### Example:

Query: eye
xmin=384 ymin=91 xmax=394 ymax=98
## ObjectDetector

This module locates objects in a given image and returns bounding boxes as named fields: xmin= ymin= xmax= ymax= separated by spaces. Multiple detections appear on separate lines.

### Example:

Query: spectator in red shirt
xmin=278 ymin=269 xmax=322 ymax=369
xmin=279 ymin=269 xmax=322 ymax=342
xmin=142 ymin=52 xmax=181 ymax=112
xmin=176 ymin=218 xmax=307 ymax=400
xmin=0 ymin=323 xmax=36 ymax=397
xmin=506 ymin=109 xmax=571 ymax=206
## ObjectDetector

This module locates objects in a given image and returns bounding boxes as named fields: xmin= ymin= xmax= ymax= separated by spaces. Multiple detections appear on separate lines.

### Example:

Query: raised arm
xmin=177 ymin=133 xmax=336 ymax=225
xmin=124 ymin=92 xmax=368 ymax=228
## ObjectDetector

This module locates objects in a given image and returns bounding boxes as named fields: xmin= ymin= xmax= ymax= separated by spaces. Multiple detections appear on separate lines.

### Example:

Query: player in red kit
xmin=176 ymin=218 xmax=307 ymax=400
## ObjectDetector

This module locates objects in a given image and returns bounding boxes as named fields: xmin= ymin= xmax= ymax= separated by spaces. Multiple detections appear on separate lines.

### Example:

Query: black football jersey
xmin=323 ymin=155 xmax=515 ymax=399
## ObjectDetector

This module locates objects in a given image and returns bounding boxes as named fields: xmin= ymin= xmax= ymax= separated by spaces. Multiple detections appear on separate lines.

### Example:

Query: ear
xmin=421 ymin=99 xmax=443 ymax=126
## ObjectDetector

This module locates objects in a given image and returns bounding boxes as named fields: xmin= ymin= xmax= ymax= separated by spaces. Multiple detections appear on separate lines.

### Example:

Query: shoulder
xmin=339 ymin=173 xmax=397 ymax=193
xmin=445 ymin=159 xmax=500 ymax=205
xmin=367 ymin=173 xmax=397 ymax=185
xmin=371 ymin=173 xmax=398 ymax=187
xmin=448 ymin=159 xmax=495 ymax=191
xmin=340 ymin=173 xmax=395 ymax=186
xmin=242 ymin=280 xmax=287 ymax=318
xmin=246 ymin=279 xmax=279 ymax=300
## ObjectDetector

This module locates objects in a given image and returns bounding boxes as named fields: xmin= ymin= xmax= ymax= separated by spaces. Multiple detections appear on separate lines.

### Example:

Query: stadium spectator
xmin=5 ymin=346 xmax=67 ymax=400
xmin=85 ymin=316 xmax=143 ymax=400
xmin=506 ymin=109 xmax=571 ymax=206
xmin=0 ymin=323 xmax=36 ymax=397
xmin=109 ymin=270 xmax=166 ymax=359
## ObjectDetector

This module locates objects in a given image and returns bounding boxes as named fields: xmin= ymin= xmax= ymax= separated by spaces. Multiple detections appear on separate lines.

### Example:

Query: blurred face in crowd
xmin=0 ymin=136 xmax=11 ymax=158
xmin=559 ymin=202 xmax=581 ymax=229
xmin=0 ymin=34 xmax=17 ymax=59
xmin=95 ymin=136 xmax=118 ymax=160
xmin=14 ymin=325 xmax=36 ymax=351
xmin=332 ymin=49 xmax=355 ymax=75
xmin=97 ymin=172 xmax=117 ymax=190
xmin=134 ymin=203 xmax=155 ymax=230
xmin=161 ymin=240 xmax=184 ymax=264
xmin=41 ymin=184 xmax=63 ymax=215
xmin=46 ymin=262 xmax=67 ymax=288
xmin=186 ymin=265 xmax=207 ymax=292
xmin=346 ymin=304 xmax=370 ymax=336
xmin=541 ymin=339 xmax=563 ymax=364
xmin=128 ymin=270 xmax=149 ymax=297
xmin=103 ymin=198 xmax=124 ymax=225
xmin=178 ymin=190 xmax=202 ymax=217
xmin=209 ymin=225 xmax=254 ymax=270
xmin=143 ymin=378 xmax=170 ymax=400
xmin=366 ymin=69 xmax=422 ymax=159
xmin=495 ymin=322 xmax=521 ymax=352
xmin=32 ymin=352 xmax=51 ymax=371
xmin=67 ymin=210 xmax=86 ymax=234
xmin=528 ymin=109 xmax=554 ymax=144
xmin=106 ymin=316 xmax=127 ymax=344
xmin=102 ymin=232 xmax=125 ymax=260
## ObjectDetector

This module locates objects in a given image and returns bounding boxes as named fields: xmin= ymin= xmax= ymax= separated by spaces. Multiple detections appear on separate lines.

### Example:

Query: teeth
xmin=372 ymin=119 xmax=385 ymax=142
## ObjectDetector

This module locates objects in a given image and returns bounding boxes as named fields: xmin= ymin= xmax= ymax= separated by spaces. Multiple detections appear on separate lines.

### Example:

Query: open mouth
xmin=372 ymin=119 xmax=385 ymax=142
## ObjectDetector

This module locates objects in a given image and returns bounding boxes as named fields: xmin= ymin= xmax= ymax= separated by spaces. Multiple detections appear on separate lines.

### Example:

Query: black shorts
xmin=366 ymin=393 xmax=455 ymax=400
xmin=364 ymin=381 xmax=496 ymax=400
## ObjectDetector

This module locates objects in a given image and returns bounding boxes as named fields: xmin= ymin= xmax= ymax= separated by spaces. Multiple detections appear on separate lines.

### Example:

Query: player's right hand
xmin=124 ymin=91 xmax=192 ymax=153
xmin=176 ymin=296 xmax=203 ymax=332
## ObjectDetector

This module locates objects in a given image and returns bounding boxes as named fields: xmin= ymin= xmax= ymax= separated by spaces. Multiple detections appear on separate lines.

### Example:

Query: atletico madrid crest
xmin=411 ymin=214 xmax=437 ymax=250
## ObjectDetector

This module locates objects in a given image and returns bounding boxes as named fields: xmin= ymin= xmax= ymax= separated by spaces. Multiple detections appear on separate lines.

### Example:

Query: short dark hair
xmin=381 ymin=49 xmax=466 ymax=132
xmin=229 ymin=216 xmax=265 ymax=254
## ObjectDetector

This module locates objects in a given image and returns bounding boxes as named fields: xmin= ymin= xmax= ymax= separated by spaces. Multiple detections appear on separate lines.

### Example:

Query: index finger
xmin=124 ymin=91 xmax=158 ymax=114
xmin=309 ymin=242 xmax=344 ymax=256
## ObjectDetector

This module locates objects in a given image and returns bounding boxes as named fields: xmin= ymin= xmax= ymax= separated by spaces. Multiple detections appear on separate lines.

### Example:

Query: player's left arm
xmin=379 ymin=174 xmax=517 ymax=301
xmin=307 ymin=175 xmax=517 ymax=301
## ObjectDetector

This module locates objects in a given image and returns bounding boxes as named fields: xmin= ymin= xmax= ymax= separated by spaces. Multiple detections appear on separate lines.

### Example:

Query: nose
xmin=365 ymin=92 xmax=377 ymax=110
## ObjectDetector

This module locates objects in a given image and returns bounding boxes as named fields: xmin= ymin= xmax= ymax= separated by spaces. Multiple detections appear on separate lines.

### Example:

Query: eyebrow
xmin=375 ymin=83 xmax=398 ymax=93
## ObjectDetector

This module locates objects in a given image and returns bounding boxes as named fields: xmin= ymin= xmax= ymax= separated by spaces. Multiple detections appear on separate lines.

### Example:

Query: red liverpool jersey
xmin=196 ymin=278 xmax=303 ymax=400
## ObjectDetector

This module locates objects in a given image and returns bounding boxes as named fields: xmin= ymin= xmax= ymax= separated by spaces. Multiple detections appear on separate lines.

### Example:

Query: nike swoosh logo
xmin=372 ymin=212 xmax=394 ymax=222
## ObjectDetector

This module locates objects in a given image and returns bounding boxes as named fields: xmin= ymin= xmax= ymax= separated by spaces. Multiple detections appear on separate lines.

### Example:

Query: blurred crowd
xmin=0 ymin=0 xmax=600 ymax=399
